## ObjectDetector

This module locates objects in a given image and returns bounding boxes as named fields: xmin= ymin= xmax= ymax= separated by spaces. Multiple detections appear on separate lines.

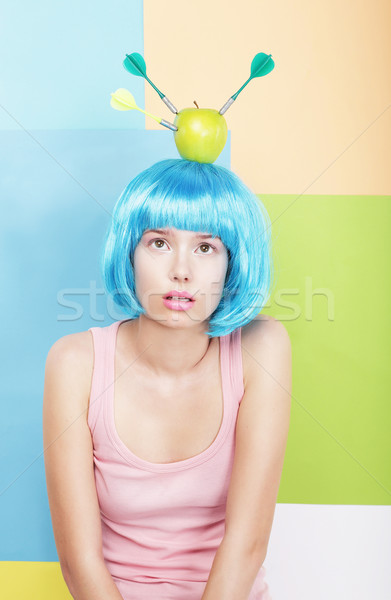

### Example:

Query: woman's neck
xmin=120 ymin=316 xmax=214 ymax=379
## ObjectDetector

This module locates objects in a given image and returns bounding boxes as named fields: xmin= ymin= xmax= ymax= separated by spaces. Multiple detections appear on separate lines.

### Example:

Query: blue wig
xmin=100 ymin=158 xmax=274 ymax=338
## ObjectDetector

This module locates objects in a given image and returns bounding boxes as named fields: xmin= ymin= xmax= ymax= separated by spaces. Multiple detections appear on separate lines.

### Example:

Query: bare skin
xmin=43 ymin=312 xmax=287 ymax=600
xmin=102 ymin=315 xmax=269 ymax=464
xmin=43 ymin=225 xmax=290 ymax=600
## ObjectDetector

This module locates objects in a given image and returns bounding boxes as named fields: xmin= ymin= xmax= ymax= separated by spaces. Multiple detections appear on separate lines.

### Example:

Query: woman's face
xmin=132 ymin=226 xmax=229 ymax=327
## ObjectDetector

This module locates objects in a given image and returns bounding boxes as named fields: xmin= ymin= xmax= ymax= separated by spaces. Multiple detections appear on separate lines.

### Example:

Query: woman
xmin=43 ymin=158 xmax=292 ymax=600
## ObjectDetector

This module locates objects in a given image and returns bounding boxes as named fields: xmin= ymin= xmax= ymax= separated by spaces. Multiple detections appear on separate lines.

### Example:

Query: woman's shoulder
xmin=45 ymin=329 xmax=94 ymax=412
xmin=241 ymin=314 xmax=290 ymax=342
xmin=241 ymin=315 xmax=291 ymax=386
xmin=47 ymin=328 xmax=94 ymax=363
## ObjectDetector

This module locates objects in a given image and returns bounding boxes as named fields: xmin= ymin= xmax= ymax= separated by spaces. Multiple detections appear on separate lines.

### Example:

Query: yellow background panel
xmin=0 ymin=562 xmax=71 ymax=600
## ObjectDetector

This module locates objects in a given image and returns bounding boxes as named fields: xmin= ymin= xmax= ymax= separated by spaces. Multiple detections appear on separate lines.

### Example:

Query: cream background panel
xmin=144 ymin=0 xmax=391 ymax=195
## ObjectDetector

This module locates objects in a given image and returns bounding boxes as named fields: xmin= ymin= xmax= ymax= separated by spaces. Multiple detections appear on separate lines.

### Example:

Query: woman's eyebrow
xmin=145 ymin=229 xmax=221 ymax=240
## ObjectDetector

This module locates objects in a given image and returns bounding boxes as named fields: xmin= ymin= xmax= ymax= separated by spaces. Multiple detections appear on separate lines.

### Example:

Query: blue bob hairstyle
xmin=100 ymin=158 xmax=275 ymax=338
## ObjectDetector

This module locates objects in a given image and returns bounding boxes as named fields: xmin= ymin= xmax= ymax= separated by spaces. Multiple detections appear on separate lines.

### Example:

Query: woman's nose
xmin=169 ymin=251 xmax=192 ymax=282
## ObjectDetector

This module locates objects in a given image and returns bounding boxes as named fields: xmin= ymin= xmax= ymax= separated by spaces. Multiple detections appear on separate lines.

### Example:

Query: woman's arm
xmin=201 ymin=317 xmax=292 ymax=600
xmin=43 ymin=333 xmax=124 ymax=600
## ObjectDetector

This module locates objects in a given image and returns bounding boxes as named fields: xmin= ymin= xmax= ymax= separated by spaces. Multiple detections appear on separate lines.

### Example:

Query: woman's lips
xmin=162 ymin=297 xmax=195 ymax=311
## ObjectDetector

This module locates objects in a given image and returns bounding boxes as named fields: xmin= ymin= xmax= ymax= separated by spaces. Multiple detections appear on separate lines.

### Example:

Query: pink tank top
xmin=88 ymin=319 xmax=271 ymax=600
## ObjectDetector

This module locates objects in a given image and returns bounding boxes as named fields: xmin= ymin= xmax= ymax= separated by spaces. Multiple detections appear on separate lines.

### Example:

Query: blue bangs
xmin=100 ymin=158 xmax=274 ymax=338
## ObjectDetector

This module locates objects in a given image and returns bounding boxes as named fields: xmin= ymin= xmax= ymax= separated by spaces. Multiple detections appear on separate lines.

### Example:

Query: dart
xmin=219 ymin=52 xmax=275 ymax=115
xmin=123 ymin=52 xmax=178 ymax=115
xmin=110 ymin=88 xmax=178 ymax=131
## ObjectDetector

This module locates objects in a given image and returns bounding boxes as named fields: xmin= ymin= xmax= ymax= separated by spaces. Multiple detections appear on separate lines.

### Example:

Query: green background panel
xmin=260 ymin=194 xmax=391 ymax=504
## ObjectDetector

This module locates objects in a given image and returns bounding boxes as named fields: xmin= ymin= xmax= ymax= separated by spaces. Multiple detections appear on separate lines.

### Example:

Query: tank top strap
xmin=230 ymin=327 xmax=245 ymax=404
xmin=87 ymin=324 xmax=110 ymax=434
xmin=219 ymin=327 xmax=245 ymax=406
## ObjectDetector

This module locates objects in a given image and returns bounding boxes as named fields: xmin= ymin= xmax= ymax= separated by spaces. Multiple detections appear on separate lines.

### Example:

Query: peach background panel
xmin=144 ymin=0 xmax=391 ymax=195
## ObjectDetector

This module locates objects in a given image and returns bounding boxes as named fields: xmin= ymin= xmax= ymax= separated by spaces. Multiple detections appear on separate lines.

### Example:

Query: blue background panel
xmin=0 ymin=2 xmax=145 ymax=130
xmin=0 ymin=127 xmax=231 ymax=560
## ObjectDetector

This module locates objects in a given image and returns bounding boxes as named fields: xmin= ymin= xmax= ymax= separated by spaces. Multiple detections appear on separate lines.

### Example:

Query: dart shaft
xmin=138 ymin=107 xmax=161 ymax=123
xmin=160 ymin=119 xmax=178 ymax=131
xmin=232 ymin=75 xmax=252 ymax=101
xmin=144 ymin=74 xmax=164 ymax=99
xmin=219 ymin=97 xmax=235 ymax=115
xmin=161 ymin=96 xmax=178 ymax=114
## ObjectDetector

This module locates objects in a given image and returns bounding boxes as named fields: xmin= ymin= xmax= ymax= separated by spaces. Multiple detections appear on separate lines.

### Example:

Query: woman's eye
xmin=150 ymin=239 xmax=166 ymax=249
xmin=198 ymin=243 xmax=214 ymax=254
xmin=149 ymin=239 xmax=215 ymax=254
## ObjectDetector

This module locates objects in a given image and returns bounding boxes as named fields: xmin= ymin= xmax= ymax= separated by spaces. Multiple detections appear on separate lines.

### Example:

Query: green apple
xmin=173 ymin=107 xmax=228 ymax=164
